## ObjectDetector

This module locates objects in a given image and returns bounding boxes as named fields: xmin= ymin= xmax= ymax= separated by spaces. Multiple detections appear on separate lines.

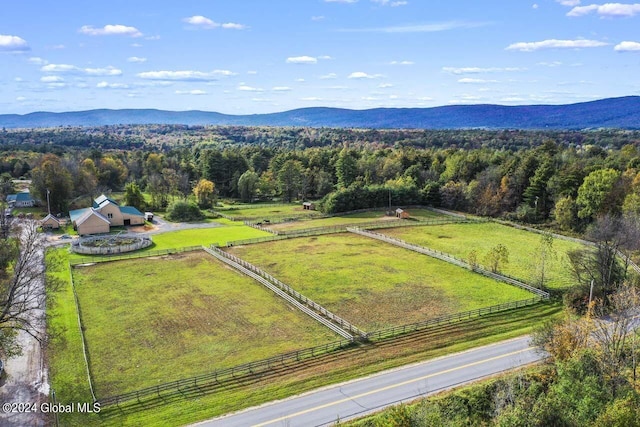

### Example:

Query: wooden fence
xmin=348 ymin=227 xmax=550 ymax=298
xmin=96 ymin=294 xmax=547 ymax=408
xmin=226 ymin=217 xmax=470 ymax=247
xmin=97 ymin=338 xmax=354 ymax=407
xmin=69 ymin=246 xmax=203 ymax=266
xmin=365 ymin=296 xmax=545 ymax=340
xmin=206 ymin=246 xmax=366 ymax=340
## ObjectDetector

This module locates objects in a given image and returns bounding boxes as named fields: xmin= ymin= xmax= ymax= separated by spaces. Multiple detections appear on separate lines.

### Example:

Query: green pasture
xmin=267 ymin=208 xmax=446 ymax=231
xmin=71 ymin=251 xmax=338 ymax=397
xmin=381 ymin=222 xmax=585 ymax=289
xmin=227 ymin=233 xmax=533 ymax=331
xmin=214 ymin=203 xmax=316 ymax=220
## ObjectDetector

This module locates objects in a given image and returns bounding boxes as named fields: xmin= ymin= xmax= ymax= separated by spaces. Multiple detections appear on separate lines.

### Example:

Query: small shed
xmin=41 ymin=214 xmax=61 ymax=230
xmin=145 ymin=212 xmax=154 ymax=221
xmin=303 ymin=202 xmax=316 ymax=211
xmin=395 ymin=208 xmax=410 ymax=219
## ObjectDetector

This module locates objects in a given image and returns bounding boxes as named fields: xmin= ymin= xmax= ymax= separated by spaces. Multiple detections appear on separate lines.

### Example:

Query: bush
xmin=166 ymin=201 xmax=204 ymax=222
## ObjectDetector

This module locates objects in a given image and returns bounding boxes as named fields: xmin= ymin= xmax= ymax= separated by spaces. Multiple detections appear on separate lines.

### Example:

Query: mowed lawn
xmin=150 ymin=220 xmax=271 ymax=249
xmin=227 ymin=234 xmax=533 ymax=331
xmin=72 ymin=252 xmax=338 ymax=397
xmin=267 ymin=208 xmax=447 ymax=232
xmin=381 ymin=222 xmax=584 ymax=289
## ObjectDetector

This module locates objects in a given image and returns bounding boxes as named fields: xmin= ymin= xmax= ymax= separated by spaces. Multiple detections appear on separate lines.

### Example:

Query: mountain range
xmin=1 ymin=96 xmax=639 ymax=130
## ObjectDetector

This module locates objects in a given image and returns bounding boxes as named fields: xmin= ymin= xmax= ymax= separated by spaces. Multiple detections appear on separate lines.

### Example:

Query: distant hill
xmin=1 ymin=96 xmax=639 ymax=130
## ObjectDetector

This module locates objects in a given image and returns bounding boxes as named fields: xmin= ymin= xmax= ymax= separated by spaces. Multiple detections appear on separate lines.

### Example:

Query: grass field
xmin=149 ymin=220 xmax=271 ymax=249
xmin=380 ymin=222 xmax=585 ymax=289
xmin=66 ymin=220 xmax=271 ymax=262
xmin=215 ymin=203 xmax=315 ymax=220
xmin=71 ymin=252 xmax=338 ymax=397
xmin=267 ymin=208 xmax=447 ymax=232
xmin=227 ymin=234 xmax=533 ymax=331
xmin=46 ymin=248 xmax=99 ymax=426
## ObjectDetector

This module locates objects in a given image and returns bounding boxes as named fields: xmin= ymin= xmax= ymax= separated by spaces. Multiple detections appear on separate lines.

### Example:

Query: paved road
xmin=193 ymin=336 xmax=542 ymax=427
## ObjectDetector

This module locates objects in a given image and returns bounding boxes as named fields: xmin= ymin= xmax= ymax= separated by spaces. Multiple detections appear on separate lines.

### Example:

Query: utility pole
xmin=588 ymin=279 xmax=594 ymax=315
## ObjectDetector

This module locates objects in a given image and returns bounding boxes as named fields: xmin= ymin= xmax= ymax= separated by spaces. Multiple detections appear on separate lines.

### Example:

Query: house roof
xmin=41 ymin=214 xmax=60 ymax=223
xmin=7 ymin=192 xmax=33 ymax=202
xmin=76 ymin=208 xmax=110 ymax=226
xmin=93 ymin=194 xmax=118 ymax=209
xmin=119 ymin=206 xmax=144 ymax=217
xmin=69 ymin=208 xmax=91 ymax=224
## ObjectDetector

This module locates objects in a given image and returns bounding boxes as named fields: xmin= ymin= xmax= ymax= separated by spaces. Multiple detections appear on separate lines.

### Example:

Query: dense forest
xmin=1 ymin=126 xmax=639 ymax=238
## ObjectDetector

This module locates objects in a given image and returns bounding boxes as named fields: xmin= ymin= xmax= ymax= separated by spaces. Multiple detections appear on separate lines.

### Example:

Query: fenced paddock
xmin=379 ymin=222 xmax=587 ymax=289
xmin=226 ymin=233 xmax=534 ymax=331
xmin=70 ymin=251 xmax=339 ymax=398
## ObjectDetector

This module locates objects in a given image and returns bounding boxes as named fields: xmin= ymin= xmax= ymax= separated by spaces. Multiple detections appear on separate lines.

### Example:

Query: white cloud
xmin=458 ymin=78 xmax=499 ymax=83
xmin=14 ymin=77 xmax=23 ymax=82
xmin=614 ymin=41 xmax=640 ymax=51
xmin=417 ymin=96 xmax=434 ymax=101
xmin=533 ymin=3 xmax=539 ymax=9
xmin=0 ymin=35 xmax=29 ymax=52
xmin=247 ymin=70 xmax=258 ymax=75
xmin=79 ymin=24 xmax=142 ymax=37
xmin=41 ymin=76 xmax=64 ymax=83
xmin=28 ymin=57 xmax=47 ymax=65
xmin=327 ymin=85 xmax=349 ymax=90
xmin=348 ymin=71 xmax=377 ymax=79
xmin=442 ymin=66 xmax=525 ymax=74
xmin=127 ymin=56 xmax=147 ymax=63
xmin=372 ymin=0 xmax=408 ymax=6
xmin=390 ymin=60 xmax=414 ymax=65
xmin=97 ymin=81 xmax=129 ymax=89
xmin=175 ymin=89 xmax=207 ymax=95
xmin=41 ymin=63 xmax=123 ymax=76
xmin=568 ymin=3 xmax=640 ymax=17
xmin=325 ymin=0 xmax=358 ymax=3
xmin=272 ymin=86 xmax=292 ymax=91
xmin=286 ymin=56 xmax=318 ymax=64
xmin=295 ymin=78 xmax=306 ymax=82
xmin=50 ymin=44 xmax=65 ymax=50
xmin=311 ymin=16 xmax=325 ymax=21
xmin=16 ymin=96 xmax=27 ymax=102
xmin=221 ymin=22 xmax=247 ymax=30
xmin=184 ymin=15 xmax=218 ymax=29
xmin=320 ymin=73 xmax=338 ymax=79
xmin=137 ymin=70 xmax=236 ymax=81
xmin=238 ymin=85 xmax=263 ymax=91
xmin=84 ymin=66 xmax=123 ymax=76
xmin=537 ymin=61 xmax=563 ymax=67
xmin=379 ymin=83 xmax=394 ymax=88
xmin=41 ymin=64 xmax=76 ymax=72
xmin=506 ymin=39 xmax=608 ymax=51
xmin=556 ymin=0 xmax=581 ymax=5
xmin=183 ymin=16 xmax=247 ymax=30
xmin=318 ymin=55 xmax=333 ymax=60
xmin=339 ymin=21 xmax=489 ymax=33
xmin=301 ymin=97 xmax=324 ymax=101
xmin=145 ymin=35 xmax=161 ymax=40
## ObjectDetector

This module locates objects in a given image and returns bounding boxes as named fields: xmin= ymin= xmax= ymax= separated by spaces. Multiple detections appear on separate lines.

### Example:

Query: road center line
xmin=252 ymin=346 xmax=536 ymax=427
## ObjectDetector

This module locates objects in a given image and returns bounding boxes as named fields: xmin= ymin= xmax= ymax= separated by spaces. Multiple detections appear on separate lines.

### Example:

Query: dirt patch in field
xmin=334 ymin=284 xmax=454 ymax=331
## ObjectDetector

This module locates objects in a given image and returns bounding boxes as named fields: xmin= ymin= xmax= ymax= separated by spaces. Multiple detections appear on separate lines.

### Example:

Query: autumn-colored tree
xmin=483 ymin=244 xmax=509 ymax=273
xmin=194 ymin=178 xmax=215 ymax=208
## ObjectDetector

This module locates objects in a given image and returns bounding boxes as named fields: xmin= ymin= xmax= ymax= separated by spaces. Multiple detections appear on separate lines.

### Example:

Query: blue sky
xmin=1 ymin=0 xmax=639 ymax=114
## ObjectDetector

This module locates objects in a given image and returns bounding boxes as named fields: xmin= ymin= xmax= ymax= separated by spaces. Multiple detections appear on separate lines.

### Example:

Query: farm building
xmin=69 ymin=194 xmax=145 ymax=235
xmin=6 ymin=192 xmax=35 ymax=208
xmin=302 ymin=202 xmax=316 ymax=210
xmin=41 ymin=214 xmax=61 ymax=230
xmin=395 ymin=208 xmax=410 ymax=219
